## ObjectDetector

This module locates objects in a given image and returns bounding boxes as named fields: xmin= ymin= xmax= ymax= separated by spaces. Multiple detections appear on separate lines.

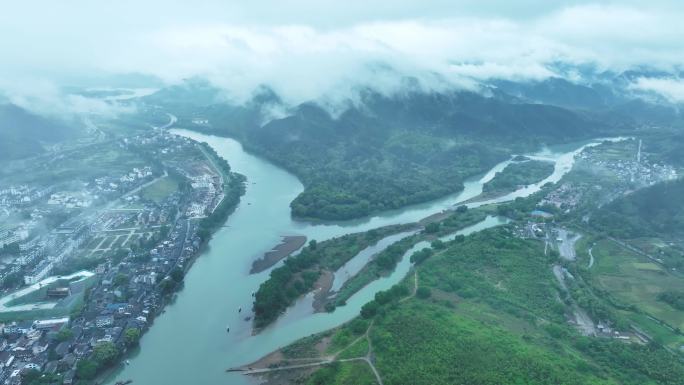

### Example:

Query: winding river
xmin=106 ymin=130 xmax=623 ymax=385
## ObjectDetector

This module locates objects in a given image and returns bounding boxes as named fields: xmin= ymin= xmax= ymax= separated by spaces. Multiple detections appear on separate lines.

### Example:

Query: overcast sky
xmin=2 ymin=0 xmax=684 ymax=110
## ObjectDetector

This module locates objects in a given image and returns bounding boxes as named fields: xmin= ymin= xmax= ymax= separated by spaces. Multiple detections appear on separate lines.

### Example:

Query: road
xmin=551 ymin=264 xmax=596 ymax=336
xmin=236 ymin=318 xmax=384 ymax=385
xmin=156 ymin=113 xmax=177 ymax=130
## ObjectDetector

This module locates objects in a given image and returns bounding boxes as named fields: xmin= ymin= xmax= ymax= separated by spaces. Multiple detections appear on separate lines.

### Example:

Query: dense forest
xmin=482 ymin=159 xmax=555 ymax=194
xmin=147 ymin=82 xmax=617 ymax=220
xmin=592 ymin=178 xmax=684 ymax=238
xmin=252 ymin=224 xmax=413 ymax=328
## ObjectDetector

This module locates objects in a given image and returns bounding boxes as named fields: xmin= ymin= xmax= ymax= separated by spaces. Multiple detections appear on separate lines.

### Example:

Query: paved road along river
xmin=106 ymin=130 xmax=624 ymax=385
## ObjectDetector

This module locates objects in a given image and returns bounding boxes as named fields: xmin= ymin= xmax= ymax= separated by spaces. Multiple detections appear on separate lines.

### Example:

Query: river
xmin=106 ymin=131 xmax=623 ymax=384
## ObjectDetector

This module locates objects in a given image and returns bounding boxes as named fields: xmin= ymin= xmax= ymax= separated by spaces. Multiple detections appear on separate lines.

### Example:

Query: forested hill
xmin=592 ymin=178 xmax=684 ymax=238
xmin=149 ymin=84 xmax=620 ymax=220
xmin=0 ymin=104 xmax=81 ymax=161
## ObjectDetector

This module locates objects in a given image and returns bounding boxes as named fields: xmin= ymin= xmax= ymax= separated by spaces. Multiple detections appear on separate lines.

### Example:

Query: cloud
xmin=1 ymin=1 xmax=683 ymax=111
xmin=630 ymin=77 xmax=684 ymax=103
xmin=0 ymin=79 xmax=137 ymax=122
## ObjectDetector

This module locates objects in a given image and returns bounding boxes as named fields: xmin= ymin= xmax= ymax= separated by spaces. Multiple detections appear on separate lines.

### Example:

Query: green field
xmin=591 ymin=239 xmax=684 ymax=331
xmin=5 ymin=278 xmax=78 ymax=307
xmin=141 ymin=175 xmax=180 ymax=203
xmin=305 ymin=361 xmax=376 ymax=385
xmin=0 ymin=275 xmax=97 ymax=322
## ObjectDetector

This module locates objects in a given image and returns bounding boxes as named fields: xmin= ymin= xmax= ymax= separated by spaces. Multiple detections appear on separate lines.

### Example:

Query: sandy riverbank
xmin=233 ymin=329 xmax=336 ymax=385
xmin=250 ymin=235 xmax=307 ymax=274
xmin=312 ymin=270 xmax=334 ymax=313
xmin=461 ymin=190 xmax=510 ymax=205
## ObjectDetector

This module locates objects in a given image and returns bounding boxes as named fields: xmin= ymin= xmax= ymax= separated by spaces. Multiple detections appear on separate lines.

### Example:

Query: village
xmin=0 ymin=130 xmax=234 ymax=384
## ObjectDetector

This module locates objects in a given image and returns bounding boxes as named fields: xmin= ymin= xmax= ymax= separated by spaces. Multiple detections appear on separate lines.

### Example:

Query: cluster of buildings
xmin=577 ymin=141 xmax=678 ymax=189
xmin=539 ymin=183 xmax=584 ymax=212
xmin=175 ymin=163 xmax=223 ymax=219
xmin=0 ymin=186 xmax=54 ymax=208
xmin=90 ymin=166 xmax=155 ymax=200
xmin=537 ymin=140 xmax=680 ymax=215
xmin=46 ymin=193 xmax=93 ymax=209
xmin=0 ymin=130 xmax=232 ymax=383
xmin=0 ymin=228 xmax=29 ymax=249
xmin=0 ymin=317 xmax=72 ymax=384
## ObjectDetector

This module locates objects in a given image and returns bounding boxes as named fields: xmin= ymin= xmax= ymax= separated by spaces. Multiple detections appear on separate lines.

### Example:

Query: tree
xmin=0 ymin=242 xmax=19 ymax=256
xmin=416 ymin=287 xmax=432 ymax=299
xmin=113 ymin=273 xmax=129 ymax=287
xmin=361 ymin=300 xmax=379 ymax=319
xmin=92 ymin=342 xmax=119 ymax=367
xmin=124 ymin=328 xmax=141 ymax=347
xmin=1 ymin=272 xmax=21 ymax=289
xmin=424 ymin=222 xmax=440 ymax=234
xmin=76 ymin=359 xmax=98 ymax=380
xmin=56 ymin=328 xmax=74 ymax=342
xmin=170 ymin=267 xmax=184 ymax=282
xmin=431 ymin=239 xmax=446 ymax=250
xmin=159 ymin=277 xmax=177 ymax=294
xmin=456 ymin=205 xmax=468 ymax=213
xmin=22 ymin=370 xmax=41 ymax=383
xmin=27 ymin=373 xmax=61 ymax=385
xmin=410 ymin=248 xmax=434 ymax=265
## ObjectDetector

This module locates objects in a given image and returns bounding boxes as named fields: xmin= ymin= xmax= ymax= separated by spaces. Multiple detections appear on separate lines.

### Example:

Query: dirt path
xmin=364 ymin=321 xmax=384 ymax=385
xmin=552 ymin=264 xmax=596 ymax=336
xmin=234 ymin=267 xmax=423 ymax=384
xmin=399 ymin=269 xmax=418 ymax=303
xmin=587 ymin=247 xmax=595 ymax=269
xmin=236 ymin=319 xmax=385 ymax=384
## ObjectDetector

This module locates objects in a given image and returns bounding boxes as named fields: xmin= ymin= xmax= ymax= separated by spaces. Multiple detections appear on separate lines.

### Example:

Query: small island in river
xmin=250 ymin=235 xmax=308 ymax=274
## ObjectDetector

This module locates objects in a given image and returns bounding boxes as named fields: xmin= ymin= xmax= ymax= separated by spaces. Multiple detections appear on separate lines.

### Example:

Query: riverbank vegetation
xmin=254 ymin=206 xmax=494 ymax=322
xmin=253 ymin=224 xmax=415 ymax=328
xmin=482 ymin=159 xmax=555 ymax=195
xmin=331 ymin=206 xmax=491 ymax=308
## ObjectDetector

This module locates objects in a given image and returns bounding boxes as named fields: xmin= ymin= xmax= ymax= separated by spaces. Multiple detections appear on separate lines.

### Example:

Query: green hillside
xmin=0 ymin=104 xmax=81 ymax=160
